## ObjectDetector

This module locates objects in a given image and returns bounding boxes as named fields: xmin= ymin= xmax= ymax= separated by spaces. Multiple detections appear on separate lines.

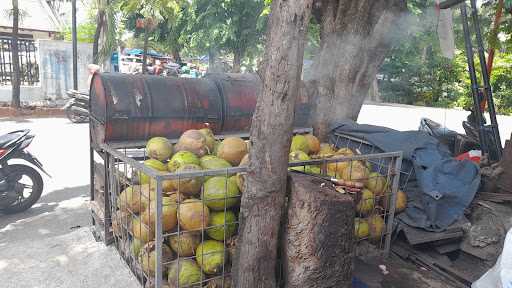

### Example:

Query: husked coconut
xmin=175 ymin=130 xmax=209 ymax=157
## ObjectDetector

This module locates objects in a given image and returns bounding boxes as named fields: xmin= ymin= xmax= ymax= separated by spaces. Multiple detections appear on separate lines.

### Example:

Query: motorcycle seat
xmin=0 ymin=133 xmax=20 ymax=148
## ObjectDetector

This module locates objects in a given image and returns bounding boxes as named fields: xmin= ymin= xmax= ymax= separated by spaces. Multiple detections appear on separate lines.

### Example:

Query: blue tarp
xmin=124 ymin=48 xmax=161 ymax=57
xmin=329 ymin=120 xmax=480 ymax=232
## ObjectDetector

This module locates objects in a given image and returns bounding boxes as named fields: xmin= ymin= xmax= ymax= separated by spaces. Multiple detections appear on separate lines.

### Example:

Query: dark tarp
xmin=329 ymin=120 xmax=480 ymax=232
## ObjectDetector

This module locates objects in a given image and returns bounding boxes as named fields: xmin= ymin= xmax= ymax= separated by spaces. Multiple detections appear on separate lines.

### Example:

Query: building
xmin=0 ymin=0 xmax=62 ymax=40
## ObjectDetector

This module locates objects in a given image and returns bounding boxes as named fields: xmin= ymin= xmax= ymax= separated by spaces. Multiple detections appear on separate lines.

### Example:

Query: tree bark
xmin=309 ymin=0 xmax=407 ymax=141
xmin=11 ymin=0 xmax=20 ymax=109
xmin=233 ymin=0 xmax=313 ymax=287
xmin=92 ymin=6 xmax=105 ymax=64
xmin=233 ymin=48 xmax=243 ymax=73
xmin=142 ymin=28 xmax=149 ymax=74
xmin=284 ymin=173 xmax=354 ymax=288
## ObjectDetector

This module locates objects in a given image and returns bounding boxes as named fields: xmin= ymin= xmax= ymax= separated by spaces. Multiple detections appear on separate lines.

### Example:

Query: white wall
xmin=38 ymin=39 xmax=93 ymax=100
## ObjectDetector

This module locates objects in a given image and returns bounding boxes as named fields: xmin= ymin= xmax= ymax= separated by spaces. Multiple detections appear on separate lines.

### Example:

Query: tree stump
xmin=283 ymin=172 xmax=354 ymax=288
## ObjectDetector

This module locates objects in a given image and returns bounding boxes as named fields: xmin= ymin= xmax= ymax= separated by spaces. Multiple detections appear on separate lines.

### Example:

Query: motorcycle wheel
xmin=2 ymin=164 xmax=44 ymax=214
xmin=66 ymin=107 xmax=88 ymax=123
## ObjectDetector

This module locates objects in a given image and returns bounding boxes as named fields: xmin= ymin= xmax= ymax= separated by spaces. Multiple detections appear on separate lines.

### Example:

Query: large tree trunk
xmin=233 ymin=0 xmax=313 ymax=287
xmin=284 ymin=173 xmax=354 ymax=287
xmin=92 ymin=6 xmax=105 ymax=64
xmin=232 ymin=48 xmax=243 ymax=73
xmin=11 ymin=0 xmax=20 ymax=109
xmin=309 ymin=0 xmax=407 ymax=141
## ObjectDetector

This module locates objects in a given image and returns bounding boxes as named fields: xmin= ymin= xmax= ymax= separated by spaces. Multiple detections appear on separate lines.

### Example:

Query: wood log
xmin=283 ymin=172 xmax=354 ymax=288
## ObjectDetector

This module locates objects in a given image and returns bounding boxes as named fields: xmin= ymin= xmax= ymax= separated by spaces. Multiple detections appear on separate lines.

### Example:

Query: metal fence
xmin=0 ymin=37 xmax=39 ymax=86
xmin=102 ymin=134 xmax=403 ymax=288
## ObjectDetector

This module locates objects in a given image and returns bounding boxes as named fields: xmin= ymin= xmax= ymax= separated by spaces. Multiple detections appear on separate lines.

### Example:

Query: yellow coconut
xmin=217 ymin=137 xmax=248 ymax=166
xmin=304 ymin=134 xmax=320 ymax=155
xmin=368 ymin=214 xmax=386 ymax=243
xmin=354 ymin=218 xmax=370 ymax=240
xmin=177 ymin=199 xmax=210 ymax=231
xmin=342 ymin=161 xmax=370 ymax=184
xmin=140 ymin=197 xmax=178 ymax=232
xmin=146 ymin=137 xmax=173 ymax=161
xmin=366 ymin=172 xmax=387 ymax=196
xmin=356 ymin=189 xmax=375 ymax=216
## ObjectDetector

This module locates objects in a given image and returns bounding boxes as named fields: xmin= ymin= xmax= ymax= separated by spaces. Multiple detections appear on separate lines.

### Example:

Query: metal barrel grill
xmin=89 ymin=73 xmax=311 ymax=243
xmin=89 ymin=72 xmax=310 ymax=144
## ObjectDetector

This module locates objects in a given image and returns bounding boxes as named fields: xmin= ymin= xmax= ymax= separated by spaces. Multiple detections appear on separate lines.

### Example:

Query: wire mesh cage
xmin=288 ymin=147 xmax=403 ymax=258
xmin=330 ymin=132 xmax=413 ymax=190
xmin=102 ymin=133 xmax=403 ymax=288
xmin=104 ymin=143 xmax=244 ymax=288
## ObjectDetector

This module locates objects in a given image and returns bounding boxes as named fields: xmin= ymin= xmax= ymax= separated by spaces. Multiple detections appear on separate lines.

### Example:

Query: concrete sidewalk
xmin=0 ymin=118 xmax=138 ymax=288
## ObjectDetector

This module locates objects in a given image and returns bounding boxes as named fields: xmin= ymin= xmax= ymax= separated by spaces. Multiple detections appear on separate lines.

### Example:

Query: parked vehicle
xmin=63 ymin=90 xmax=89 ymax=123
xmin=0 ymin=130 xmax=49 ymax=214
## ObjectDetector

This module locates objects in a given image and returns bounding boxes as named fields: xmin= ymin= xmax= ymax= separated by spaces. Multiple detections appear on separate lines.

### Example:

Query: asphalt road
xmin=0 ymin=103 xmax=510 ymax=288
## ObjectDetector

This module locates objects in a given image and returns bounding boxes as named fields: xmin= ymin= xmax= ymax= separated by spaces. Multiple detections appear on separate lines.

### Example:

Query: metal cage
xmin=101 ymin=138 xmax=403 ymax=288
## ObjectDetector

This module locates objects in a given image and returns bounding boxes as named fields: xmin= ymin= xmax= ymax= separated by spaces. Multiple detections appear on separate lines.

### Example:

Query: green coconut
xmin=168 ymin=232 xmax=201 ymax=257
xmin=366 ymin=172 xmax=387 ymax=196
xmin=139 ymin=159 xmax=168 ymax=184
xmin=169 ymin=164 xmax=204 ymax=196
xmin=167 ymin=258 xmax=204 ymax=288
xmin=207 ymin=211 xmax=237 ymax=241
xmin=290 ymin=135 xmax=310 ymax=154
xmin=201 ymin=176 xmax=240 ymax=211
xmin=195 ymin=240 xmax=226 ymax=275
xmin=146 ymin=137 xmax=173 ymax=161
xmin=289 ymin=151 xmax=313 ymax=172
xmin=168 ymin=151 xmax=201 ymax=172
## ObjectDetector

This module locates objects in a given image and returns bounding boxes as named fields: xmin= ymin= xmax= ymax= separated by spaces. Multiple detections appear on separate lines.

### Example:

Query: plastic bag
xmin=472 ymin=228 xmax=512 ymax=288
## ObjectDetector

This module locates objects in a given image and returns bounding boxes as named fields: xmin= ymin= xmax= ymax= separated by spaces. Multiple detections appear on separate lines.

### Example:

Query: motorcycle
xmin=63 ymin=90 xmax=89 ymax=123
xmin=0 ymin=130 xmax=49 ymax=214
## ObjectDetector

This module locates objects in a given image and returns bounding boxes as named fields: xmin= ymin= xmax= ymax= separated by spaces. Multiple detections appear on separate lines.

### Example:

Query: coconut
xmin=217 ymin=137 xmax=248 ymax=166
xmin=213 ymin=140 xmax=221 ymax=156
xmin=141 ymin=197 xmax=178 ymax=232
xmin=335 ymin=147 xmax=355 ymax=156
xmin=318 ymin=143 xmax=336 ymax=156
xmin=146 ymin=137 xmax=173 ymax=161
xmin=168 ymin=232 xmax=201 ymax=257
xmin=169 ymin=164 xmax=203 ymax=196
xmin=356 ymin=189 xmax=375 ymax=216
xmin=235 ymin=154 xmax=249 ymax=192
xmin=381 ymin=190 xmax=407 ymax=213
xmin=342 ymin=161 xmax=370 ymax=184
xmin=178 ymin=199 xmax=210 ymax=231
xmin=354 ymin=218 xmax=370 ymax=240
xmin=202 ymin=176 xmax=240 ymax=211
xmin=368 ymin=214 xmax=386 ymax=243
xmin=304 ymin=134 xmax=320 ymax=154
xmin=167 ymin=258 xmax=204 ymax=288
xmin=207 ymin=210 xmax=237 ymax=241
xmin=139 ymin=241 xmax=175 ymax=276
xmin=289 ymin=151 xmax=311 ymax=172
xmin=200 ymin=155 xmax=232 ymax=170
xmin=150 ymin=173 xmax=175 ymax=192
xmin=132 ymin=216 xmax=154 ymax=243
xmin=195 ymin=240 xmax=226 ymax=275
xmin=139 ymin=159 xmax=168 ymax=185
xmin=290 ymin=135 xmax=310 ymax=154
xmin=118 ymin=185 xmax=155 ymax=214
xmin=175 ymin=130 xmax=209 ymax=157
xmin=199 ymin=128 xmax=216 ymax=152
xmin=366 ymin=172 xmax=387 ymax=196
xmin=168 ymin=151 xmax=200 ymax=172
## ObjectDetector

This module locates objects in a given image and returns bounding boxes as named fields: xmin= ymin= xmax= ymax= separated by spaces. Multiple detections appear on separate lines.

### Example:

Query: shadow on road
xmin=0 ymin=185 xmax=91 ymax=244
